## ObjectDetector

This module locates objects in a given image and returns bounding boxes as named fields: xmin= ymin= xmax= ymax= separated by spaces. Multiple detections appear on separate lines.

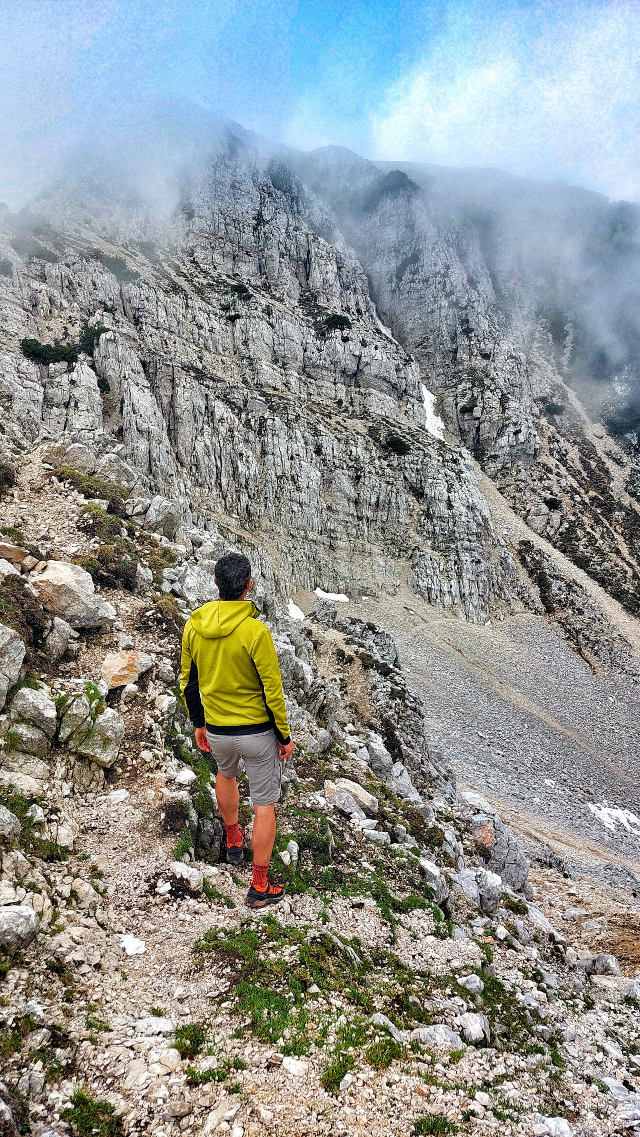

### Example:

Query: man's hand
xmin=194 ymin=726 xmax=210 ymax=752
xmin=278 ymin=739 xmax=295 ymax=761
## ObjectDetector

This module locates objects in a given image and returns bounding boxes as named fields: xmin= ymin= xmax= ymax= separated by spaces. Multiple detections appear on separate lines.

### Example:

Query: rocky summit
xmin=0 ymin=121 xmax=639 ymax=1137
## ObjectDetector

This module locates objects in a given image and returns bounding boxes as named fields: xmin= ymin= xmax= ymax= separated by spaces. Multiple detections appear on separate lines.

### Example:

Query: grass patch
xmin=86 ymin=1014 xmax=111 ymax=1033
xmin=172 ymin=826 xmax=193 ymax=861
xmin=0 ymin=574 xmax=48 ymax=658
xmin=173 ymin=1022 xmax=207 ymax=1059
xmin=203 ymin=878 xmax=236 ymax=908
xmin=501 ymin=894 xmax=528 ymax=916
xmin=150 ymin=1006 xmax=165 ymax=1017
xmin=53 ymin=466 xmax=126 ymax=506
xmin=0 ymin=1013 xmax=39 ymax=1056
xmin=187 ymin=1056 xmax=246 ymax=1085
xmin=91 ymin=249 xmax=139 ymax=282
xmin=320 ymin=1052 xmax=355 ymax=1092
xmin=365 ymin=1036 xmax=406 ymax=1068
xmin=414 ymin=1118 xmax=458 ymax=1135
xmin=74 ymin=542 xmax=137 ymax=591
xmin=61 ymin=1089 xmax=123 ymax=1136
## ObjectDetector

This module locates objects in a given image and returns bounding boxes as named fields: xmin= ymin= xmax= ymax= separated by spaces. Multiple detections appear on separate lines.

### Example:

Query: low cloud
xmin=372 ymin=2 xmax=640 ymax=201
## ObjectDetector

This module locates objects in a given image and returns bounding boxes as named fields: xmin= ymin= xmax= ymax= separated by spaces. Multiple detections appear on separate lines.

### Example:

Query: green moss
xmin=0 ymin=1013 xmax=39 ymax=1056
xmin=173 ymin=1022 xmax=207 ymax=1059
xmin=502 ymin=894 xmax=528 ymax=916
xmin=61 ymin=1089 xmax=123 ymax=1136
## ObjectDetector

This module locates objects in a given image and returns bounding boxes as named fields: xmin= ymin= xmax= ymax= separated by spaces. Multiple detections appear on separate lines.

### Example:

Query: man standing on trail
xmin=179 ymin=552 xmax=295 ymax=909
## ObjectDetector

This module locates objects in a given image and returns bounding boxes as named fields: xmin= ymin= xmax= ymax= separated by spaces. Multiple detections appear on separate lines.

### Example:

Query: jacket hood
xmin=189 ymin=600 xmax=259 ymax=639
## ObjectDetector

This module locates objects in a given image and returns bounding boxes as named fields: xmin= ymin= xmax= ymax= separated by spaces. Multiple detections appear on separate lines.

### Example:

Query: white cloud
xmin=373 ymin=4 xmax=640 ymax=200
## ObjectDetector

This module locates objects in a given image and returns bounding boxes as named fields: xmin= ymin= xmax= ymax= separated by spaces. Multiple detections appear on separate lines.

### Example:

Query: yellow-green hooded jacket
xmin=179 ymin=600 xmax=291 ymax=743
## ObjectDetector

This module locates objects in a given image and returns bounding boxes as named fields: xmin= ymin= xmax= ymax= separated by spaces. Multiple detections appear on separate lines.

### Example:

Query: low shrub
xmin=323 ymin=313 xmax=352 ymax=333
xmin=52 ymin=466 xmax=127 ymax=505
xmin=0 ymin=575 xmax=48 ymax=654
xmin=173 ymin=1022 xmax=207 ymax=1059
xmin=91 ymin=249 xmax=139 ymax=282
xmin=74 ymin=544 xmax=137 ymax=592
xmin=79 ymin=325 xmax=108 ymax=356
xmin=10 ymin=236 xmax=58 ymax=262
xmin=385 ymin=433 xmax=412 ymax=456
xmin=61 ymin=1088 xmax=123 ymax=1136
xmin=0 ymin=463 xmax=16 ymax=492
xmin=21 ymin=338 xmax=77 ymax=365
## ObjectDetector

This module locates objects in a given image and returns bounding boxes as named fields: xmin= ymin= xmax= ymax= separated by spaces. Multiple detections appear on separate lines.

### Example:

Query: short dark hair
xmin=215 ymin=552 xmax=252 ymax=601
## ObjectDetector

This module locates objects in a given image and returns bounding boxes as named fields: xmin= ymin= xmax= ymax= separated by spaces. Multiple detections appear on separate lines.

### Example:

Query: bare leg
xmin=215 ymin=772 xmax=239 ymax=826
xmin=252 ymin=803 xmax=277 ymax=866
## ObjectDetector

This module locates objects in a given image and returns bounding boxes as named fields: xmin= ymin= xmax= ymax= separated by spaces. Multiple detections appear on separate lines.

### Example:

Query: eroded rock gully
xmin=0 ymin=458 xmax=639 ymax=1137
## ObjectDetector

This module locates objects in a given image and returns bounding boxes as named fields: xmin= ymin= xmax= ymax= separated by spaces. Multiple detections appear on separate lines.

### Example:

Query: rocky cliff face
xmin=0 ymin=125 xmax=639 ymax=638
xmin=0 ymin=140 xmax=522 ymax=623
xmin=289 ymin=147 xmax=640 ymax=619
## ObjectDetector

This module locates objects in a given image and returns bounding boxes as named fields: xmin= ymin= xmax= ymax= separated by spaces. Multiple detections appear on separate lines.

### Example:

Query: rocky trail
xmin=1 ymin=451 xmax=640 ymax=1137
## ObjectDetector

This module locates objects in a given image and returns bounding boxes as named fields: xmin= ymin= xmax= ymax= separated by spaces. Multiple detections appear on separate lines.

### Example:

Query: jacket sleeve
xmin=180 ymin=623 xmax=206 ymax=728
xmin=251 ymin=627 xmax=291 ymax=744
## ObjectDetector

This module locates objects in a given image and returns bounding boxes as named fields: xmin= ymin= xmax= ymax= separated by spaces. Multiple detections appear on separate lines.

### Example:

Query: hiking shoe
xmin=245 ymin=879 xmax=286 ymax=909
xmin=225 ymin=826 xmax=245 ymax=866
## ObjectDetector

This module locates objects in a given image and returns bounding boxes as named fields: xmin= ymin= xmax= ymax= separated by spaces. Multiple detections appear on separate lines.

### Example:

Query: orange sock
xmin=225 ymin=823 xmax=244 ymax=847
xmin=252 ymin=863 xmax=269 ymax=891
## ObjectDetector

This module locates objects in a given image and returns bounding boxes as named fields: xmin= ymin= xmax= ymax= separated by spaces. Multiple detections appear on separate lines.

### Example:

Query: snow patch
xmin=119 ymin=935 xmax=146 ymax=956
xmin=315 ymin=587 xmax=349 ymax=602
xmin=588 ymin=803 xmax=640 ymax=834
xmin=287 ymin=599 xmax=305 ymax=621
xmin=421 ymin=383 xmax=445 ymax=440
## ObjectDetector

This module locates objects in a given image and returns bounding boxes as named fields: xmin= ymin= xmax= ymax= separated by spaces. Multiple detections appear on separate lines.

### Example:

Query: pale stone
xmin=101 ymin=649 xmax=154 ymax=688
xmin=63 ymin=443 xmax=97 ymax=474
xmin=73 ymin=707 xmax=125 ymax=768
xmin=0 ymin=623 xmax=26 ymax=709
xmin=5 ymin=722 xmax=50 ymax=756
xmin=334 ymin=777 xmax=378 ymax=816
xmin=31 ymin=560 xmax=116 ymax=629
xmin=459 ymin=1012 xmax=490 ymax=1043
xmin=0 ymin=905 xmax=40 ymax=950
xmin=170 ymin=861 xmax=203 ymax=893
xmin=45 ymin=616 xmax=77 ymax=663
xmin=10 ymin=685 xmax=57 ymax=737
xmin=0 ymin=806 xmax=20 ymax=839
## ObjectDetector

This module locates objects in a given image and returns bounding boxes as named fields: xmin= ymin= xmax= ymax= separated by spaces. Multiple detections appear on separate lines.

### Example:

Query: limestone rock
xmin=101 ymin=650 xmax=154 ymax=688
xmin=0 ymin=543 xmax=28 ymax=564
xmin=0 ymin=905 xmax=40 ymax=951
xmin=363 ymin=829 xmax=391 ymax=846
xmin=386 ymin=761 xmax=423 ymax=806
xmin=170 ymin=861 xmax=203 ymax=893
xmin=45 ymin=616 xmax=78 ymax=663
xmin=30 ymin=561 xmax=116 ymax=629
xmin=459 ymin=792 xmax=529 ymax=890
xmin=58 ymin=692 xmax=92 ymax=745
xmin=144 ymin=496 xmax=181 ymax=539
xmin=10 ymin=686 xmax=57 ymax=737
xmin=0 ymin=806 xmax=20 ymax=840
xmin=136 ymin=1016 xmax=175 ymax=1036
xmin=451 ymin=867 xmax=503 ymax=916
xmin=2 ymin=752 xmax=50 ymax=782
xmin=6 ymin=722 xmax=50 ymax=757
xmin=419 ymin=858 xmax=449 ymax=904
xmin=0 ymin=623 xmax=26 ymax=709
xmin=411 ymin=1024 xmax=464 ymax=1050
xmin=459 ymin=1012 xmax=490 ymax=1044
xmin=366 ymin=732 xmax=393 ymax=777
xmin=324 ymin=779 xmax=365 ymax=818
xmin=63 ymin=442 xmax=97 ymax=474
xmin=95 ymin=451 xmax=139 ymax=490
xmin=72 ymin=707 xmax=125 ymax=768
xmin=334 ymin=777 xmax=378 ymax=816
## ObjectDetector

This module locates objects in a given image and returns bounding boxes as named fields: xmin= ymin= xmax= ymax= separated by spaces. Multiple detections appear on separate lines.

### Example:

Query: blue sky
xmin=2 ymin=0 xmax=640 ymax=205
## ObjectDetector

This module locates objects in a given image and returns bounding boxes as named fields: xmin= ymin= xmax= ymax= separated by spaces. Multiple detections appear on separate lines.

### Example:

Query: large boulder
xmin=144 ymin=496 xmax=181 ymax=540
xmin=95 ymin=451 xmax=140 ymax=490
xmin=334 ymin=778 xmax=378 ymax=816
xmin=5 ymin=723 xmax=49 ymax=757
xmin=0 ymin=906 xmax=40 ymax=951
xmin=30 ymin=561 xmax=116 ymax=629
xmin=386 ymin=762 xmax=423 ymax=806
xmin=459 ymin=792 xmax=529 ymax=890
xmin=63 ymin=443 xmax=97 ymax=475
xmin=0 ymin=623 xmax=25 ymax=710
xmin=10 ymin=686 xmax=57 ymax=737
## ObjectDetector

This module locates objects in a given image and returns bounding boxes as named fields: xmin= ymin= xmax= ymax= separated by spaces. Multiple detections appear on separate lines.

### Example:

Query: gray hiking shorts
xmin=205 ymin=727 xmax=282 ymax=805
